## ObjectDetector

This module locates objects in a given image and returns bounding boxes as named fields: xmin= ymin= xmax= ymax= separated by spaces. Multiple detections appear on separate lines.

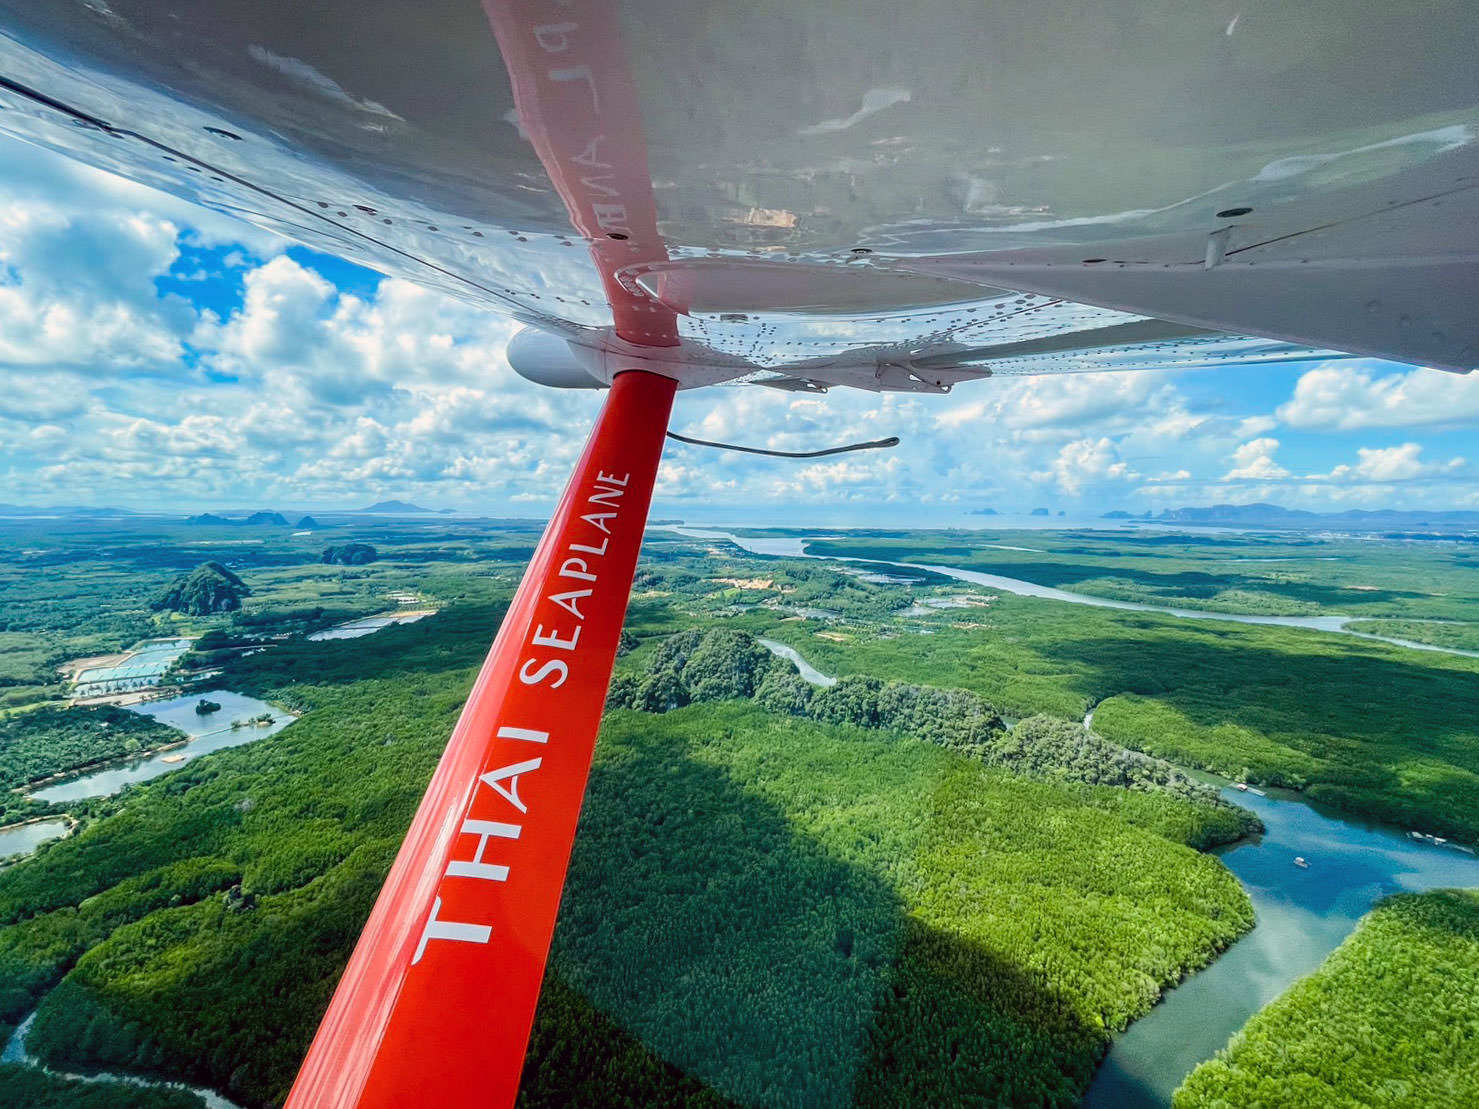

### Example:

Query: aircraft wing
xmin=0 ymin=0 xmax=1474 ymax=386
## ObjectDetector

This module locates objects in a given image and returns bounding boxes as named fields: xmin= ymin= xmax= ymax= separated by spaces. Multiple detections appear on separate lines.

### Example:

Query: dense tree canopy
xmin=0 ymin=705 xmax=181 ymax=790
xmin=0 ymin=1065 xmax=204 ymax=1108
xmin=320 ymin=544 xmax=377 ymax=566
xmin=0 ymin=610 xmax=1254 ymax=1108
xmin=7 ymin=520 xmax=1467 ymax=1107
xmin=609 ymin=628 xmax=1258 ymax=847
xmin=1175 ymin=890 xmax=1479 ymax=1108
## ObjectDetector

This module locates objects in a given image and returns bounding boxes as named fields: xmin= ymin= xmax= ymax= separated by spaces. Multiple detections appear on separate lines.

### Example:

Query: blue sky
xmin=1 ymin=132 xmax=1475 ymax=524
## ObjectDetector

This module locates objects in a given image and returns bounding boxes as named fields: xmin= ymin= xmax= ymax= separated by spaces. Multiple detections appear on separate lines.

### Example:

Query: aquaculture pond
xmin=30 ymin=690 xmax=295 ymax=802
xmin=72 ymin=637 xmax=193 ymax=697
xmin=0 ymin=818 xmax=69 ymax=861
xmin=307 ymin=611 xmax=433 ymax=640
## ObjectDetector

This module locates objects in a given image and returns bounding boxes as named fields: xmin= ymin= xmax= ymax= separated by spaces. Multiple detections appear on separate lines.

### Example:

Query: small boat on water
xmin=1293 ymin=856 xmax=1310 ymax=869
xmin=1408 ymin=830 xmax=1452 ymax=846
xmin=160 ymin=754 xmax=186 ymax=764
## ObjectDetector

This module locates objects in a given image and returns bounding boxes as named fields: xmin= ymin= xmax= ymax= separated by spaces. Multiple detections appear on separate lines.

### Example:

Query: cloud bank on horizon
xmin=0 ymin=134 xmax=1475 ymax=522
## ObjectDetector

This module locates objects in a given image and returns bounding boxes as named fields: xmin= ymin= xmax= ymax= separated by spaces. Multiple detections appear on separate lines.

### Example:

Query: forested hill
xmin=152 ymin=562 xmax=249 ymax=615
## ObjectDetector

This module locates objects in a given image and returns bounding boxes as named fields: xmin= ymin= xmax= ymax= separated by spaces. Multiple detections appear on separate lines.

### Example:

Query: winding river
xmin=6 ymin=531 xmax=1472 ymax=1103
xmin=667 ymin=525 xmax=1479 ymax=1103
xmin=3 ymin=690 xmax=296 ymax=1104
xmin=665 ymin=527 xmax=1479 ymax=657
xmin=756 ymin=637 xmax=837 ymax=687
xmin=2 ymin=1011 xmax=243 ymax=1109
xmin=1084 ymin=783 xmax=1479 ymax=1107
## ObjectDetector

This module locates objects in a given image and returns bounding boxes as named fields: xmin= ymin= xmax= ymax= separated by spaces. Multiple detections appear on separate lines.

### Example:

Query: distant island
xmin=185 ymin=511 xmax=289 ymax=526
xmin=358 ymin=500 xmax=435 ymax=514
xmin=1143 ymin=503 xmax=1479 ymax=534
xmin=296 ymin=515 xmax=319 ymax=529
xmin=0 ymin=504 xmax=138 ymax=517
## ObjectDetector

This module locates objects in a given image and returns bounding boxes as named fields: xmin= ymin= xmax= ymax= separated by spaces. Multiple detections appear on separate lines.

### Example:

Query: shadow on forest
xmin=23 ymin=847 xmax=395 ymax=1107
xmin=1040 ymin=632 xmax=1479 ymax=755
xmin=536 ymin=727 xmax=1097 ymax=1108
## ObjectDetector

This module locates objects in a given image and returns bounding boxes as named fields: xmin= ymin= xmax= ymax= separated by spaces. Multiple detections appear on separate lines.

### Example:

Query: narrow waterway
xmin=30 ymin=690 xmax=294 ymax=803
xmin=3 ymin=1010 xmax=243 ymax=1109
xmin=5 ymin=688 xmax=299 ymax=1100
xmin=757 ymin=638 xmax=836 ymax=687
xmin=1084 ymin=782 xmax=1479 ymax=1107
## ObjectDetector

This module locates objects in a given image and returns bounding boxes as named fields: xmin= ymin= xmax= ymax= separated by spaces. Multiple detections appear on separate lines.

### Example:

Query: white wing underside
xmin=0 ymin=0 xmax=1474 ymax=390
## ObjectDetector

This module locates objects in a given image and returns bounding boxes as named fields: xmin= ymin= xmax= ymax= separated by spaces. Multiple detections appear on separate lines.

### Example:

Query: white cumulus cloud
xmin=1036 ymin=438 xmax=1139 ymax=496
xmin=1223 ymin=438 xmax=1289 ymax=481
xmin=1323 ymin=443 xmax=1466 ymax=483
xmin=1278 ymin=363 xmax=1479 ymax=430
xmin=2 ymin=131 xmax=1475 ymax=518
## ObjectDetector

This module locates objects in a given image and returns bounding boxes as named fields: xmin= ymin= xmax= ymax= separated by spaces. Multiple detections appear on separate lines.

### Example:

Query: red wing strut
xmin=286 ymin=3 xmax=681 ymax=1105
xmin=483 ymin=0 xmax=679 ymax=348
xmin=285 ymin=369 xmax=675 ymax=1108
